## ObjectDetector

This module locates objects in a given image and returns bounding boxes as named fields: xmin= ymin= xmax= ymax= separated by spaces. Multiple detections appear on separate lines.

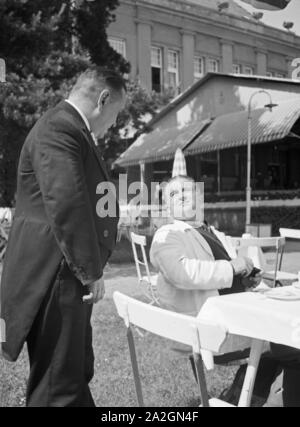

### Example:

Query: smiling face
xmin=165 ymin=176 xmax=198 ymax=221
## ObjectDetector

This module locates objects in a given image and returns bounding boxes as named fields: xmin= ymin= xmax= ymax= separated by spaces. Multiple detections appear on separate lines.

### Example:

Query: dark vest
xmin=196 ymin=226 xmax=244 ymax=295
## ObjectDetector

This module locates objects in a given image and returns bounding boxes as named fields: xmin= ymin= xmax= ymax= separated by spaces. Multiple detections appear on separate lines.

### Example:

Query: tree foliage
xmin=0 ymin=0 xmax=171 ymax=205
xmin=101 ymin=80 xmax=173 ymax=166
xmin=0 ymin=0 xmax=125 ymax=205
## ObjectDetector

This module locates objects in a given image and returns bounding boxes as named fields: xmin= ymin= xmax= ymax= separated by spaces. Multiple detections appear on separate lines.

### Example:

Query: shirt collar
xmin=172 ymin=219 xmax=194 ymax=231
xmin=65 ymin=99 xmax=91 ymax=132
xmin=172 ymin=219 xmax=205 ymax=231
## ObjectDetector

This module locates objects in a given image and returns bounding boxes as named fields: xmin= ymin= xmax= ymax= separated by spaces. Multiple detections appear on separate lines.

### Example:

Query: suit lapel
xmin=59 ymin=101 xmax=110 ymax=181
xmin=82 ymin=128 xmax=110 ymax=182
xmin=189 ymin=228 xmax=214 ymax=259
xmin=173 ymin=220 xmax=214 ymax=258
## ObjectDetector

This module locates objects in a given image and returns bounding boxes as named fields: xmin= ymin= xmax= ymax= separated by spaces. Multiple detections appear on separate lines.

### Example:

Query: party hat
xmin=172 ymin=148 xmax=187 ymax=177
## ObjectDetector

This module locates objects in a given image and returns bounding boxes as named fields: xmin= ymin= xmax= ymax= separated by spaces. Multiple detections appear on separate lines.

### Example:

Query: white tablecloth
xmin=198 ymin=289 xmax=300 ymax=352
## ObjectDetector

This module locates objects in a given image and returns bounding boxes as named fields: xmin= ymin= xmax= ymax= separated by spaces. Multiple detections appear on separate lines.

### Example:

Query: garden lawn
xmin=1 ymin=250 xmax=299 ymax=407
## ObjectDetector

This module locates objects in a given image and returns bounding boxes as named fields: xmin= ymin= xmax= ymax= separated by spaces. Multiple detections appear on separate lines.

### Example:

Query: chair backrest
xmin=229 ymin=236 xmax=286 ymax=285
xmin=130 ymin=232 xmax=152 ymax=284
xmin=280 ymin=228 xmax=300 ymax=240
xmin=230 ymin=236 xmax=285 ymax=250
xmin=113 ymin=291 xmax=227 ymax=355
xmin=0 ymin=208 xmax=12 ymax=223
xmin=0 ymin=223 xmax=9 ymax=262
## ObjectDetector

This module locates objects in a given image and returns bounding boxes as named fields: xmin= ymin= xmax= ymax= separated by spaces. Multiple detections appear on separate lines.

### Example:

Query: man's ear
xmin=97 ymin=89 xmax=110 ymax=111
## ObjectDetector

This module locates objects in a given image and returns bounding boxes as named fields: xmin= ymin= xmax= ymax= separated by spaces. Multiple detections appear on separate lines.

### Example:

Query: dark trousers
xmin=26 ymin=260 xmax=95 ymax=407
xmin=268 ymin=343 xmax=300 ymax=407
xmin=190 ymin=346 xmax=300 ymax=407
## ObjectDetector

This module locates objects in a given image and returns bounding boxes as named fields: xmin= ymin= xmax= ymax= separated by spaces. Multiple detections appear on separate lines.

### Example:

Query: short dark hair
xmin=71 ymin=66 xmax=127 ymax=99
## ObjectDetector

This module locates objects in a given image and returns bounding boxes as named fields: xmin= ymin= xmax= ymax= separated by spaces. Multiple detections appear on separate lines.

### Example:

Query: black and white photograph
xmin=1 ymin=0 xmax=300 ymax=410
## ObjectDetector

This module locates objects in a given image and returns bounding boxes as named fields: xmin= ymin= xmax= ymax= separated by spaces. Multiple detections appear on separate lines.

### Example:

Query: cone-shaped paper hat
xmin=172 ymin=148 xmax=187 ymax=178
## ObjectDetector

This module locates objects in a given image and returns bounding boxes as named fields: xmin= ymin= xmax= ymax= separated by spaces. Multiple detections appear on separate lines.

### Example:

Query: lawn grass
xmin=1 ymin=246 xmax=299 ymax=407
xmin=0 ymin=261 xmax=237 ymax=407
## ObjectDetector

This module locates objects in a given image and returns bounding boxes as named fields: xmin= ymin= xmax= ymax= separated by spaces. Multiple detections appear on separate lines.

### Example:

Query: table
xmin=198 ymin=289 xmax=300 ymax=407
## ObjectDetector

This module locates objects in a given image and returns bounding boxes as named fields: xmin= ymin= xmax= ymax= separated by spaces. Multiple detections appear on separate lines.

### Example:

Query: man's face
xmin=165 ymin=177 xmax=198 ymax=221
xmin=91 ymin=88 xmax=127 ymax=138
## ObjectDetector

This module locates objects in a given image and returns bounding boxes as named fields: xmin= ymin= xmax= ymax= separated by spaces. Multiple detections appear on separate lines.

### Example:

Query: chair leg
xmin=193 ymin=352 xmax=210 ymax=408
xmin=279 ymin=246 xmax=284 ymax=271
xmin=127 ymin=325 xmax=145 ymax=407
xmin=189 ymin=355 xmax=198 ymax=383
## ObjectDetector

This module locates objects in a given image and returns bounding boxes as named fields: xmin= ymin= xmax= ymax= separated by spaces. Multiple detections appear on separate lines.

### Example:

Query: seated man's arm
xmin=150 ymin=229 xmax=233 ymax=291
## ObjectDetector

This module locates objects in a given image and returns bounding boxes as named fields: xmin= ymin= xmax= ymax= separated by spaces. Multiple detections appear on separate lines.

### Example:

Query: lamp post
xmin=246 ymin=90 xmax=278 ymax=234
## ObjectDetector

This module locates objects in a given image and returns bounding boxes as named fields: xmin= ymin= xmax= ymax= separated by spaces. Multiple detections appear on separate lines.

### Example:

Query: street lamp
xmin=246 ymin=90 xmax=278 ymax=234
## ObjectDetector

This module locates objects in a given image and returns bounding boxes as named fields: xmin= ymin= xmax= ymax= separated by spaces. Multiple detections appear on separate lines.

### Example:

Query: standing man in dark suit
xmin=0 ymin=67 xmax=126 ymax=406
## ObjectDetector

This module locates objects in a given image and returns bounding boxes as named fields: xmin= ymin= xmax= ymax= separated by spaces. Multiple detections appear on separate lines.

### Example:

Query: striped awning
xmin=114 ymin=119 xmax=210 ymax=167
xmin=185 ymin=98 xmax=300 ymax=156
xmin=240 ymin=0 xmax=291 ymax=10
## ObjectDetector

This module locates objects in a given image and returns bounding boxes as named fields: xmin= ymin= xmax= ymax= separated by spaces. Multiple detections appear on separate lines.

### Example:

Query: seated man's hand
xmin=83 ymin=277 xmax=105 ymax=304
xmin=242 ymin=271 xmax=263 ymax=290
xmin=230 ymin=257 xmax=254 ymax=277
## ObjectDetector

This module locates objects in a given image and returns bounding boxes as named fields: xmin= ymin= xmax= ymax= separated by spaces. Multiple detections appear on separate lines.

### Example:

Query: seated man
xmin=150 ymin=175 xmax=258 ymax=316
xmin=150 ymin=174 xmax=300 ymax=407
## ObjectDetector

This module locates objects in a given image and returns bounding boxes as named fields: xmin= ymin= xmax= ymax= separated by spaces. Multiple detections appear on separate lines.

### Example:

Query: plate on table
xmin=293 ymin=282 xmax=300 ymax=290
xmin=264 ymin=287 xmax=300 ymax=301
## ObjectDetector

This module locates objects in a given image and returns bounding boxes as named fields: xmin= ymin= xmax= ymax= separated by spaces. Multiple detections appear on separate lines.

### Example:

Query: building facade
xmin=107 ymin=0 xmax=300 ymax=93
xmin=115 ymin=73 xmax=300 ymax=234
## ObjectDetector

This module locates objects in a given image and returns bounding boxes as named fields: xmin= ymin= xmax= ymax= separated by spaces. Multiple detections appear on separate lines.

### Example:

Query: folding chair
xmin=117 ymin=222 xmax=131 ymax=242
xmin=229 ymin=236 xmax=297 ymax=287
xmin=113 ymin=291 xmax=233 ymax=407
xmin=0 ymin=223 xmax=9 ymax=262
xmin=130 ymin=232 xmax=159 ymax=305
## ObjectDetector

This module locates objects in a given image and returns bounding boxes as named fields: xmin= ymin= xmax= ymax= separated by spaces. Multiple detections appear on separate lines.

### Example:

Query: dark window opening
xmin=152 ymin=67 xmax=162 ymax=93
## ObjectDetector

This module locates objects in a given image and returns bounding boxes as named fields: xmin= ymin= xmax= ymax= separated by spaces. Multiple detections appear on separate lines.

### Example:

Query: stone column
xmin=136 ymin=21 xmax=152 ymax=92
xmin=221 ymin=40 xmax=233 ymax=74
xmin=163 ymin=46 xmax=169 ymax=91
xmin=181 ymin=31 xmax=195 ymax=90
xmin=256 ymin=50 xmax=267 ymax=76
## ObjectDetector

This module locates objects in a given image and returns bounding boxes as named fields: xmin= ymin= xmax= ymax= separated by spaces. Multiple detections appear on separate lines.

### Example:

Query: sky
xmin=235 ymin=0 xmax=300 ymax=35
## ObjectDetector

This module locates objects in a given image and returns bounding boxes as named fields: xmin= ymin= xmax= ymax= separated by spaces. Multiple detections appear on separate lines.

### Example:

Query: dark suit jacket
xmin=0 ymin=101 xmax=119 ymax=361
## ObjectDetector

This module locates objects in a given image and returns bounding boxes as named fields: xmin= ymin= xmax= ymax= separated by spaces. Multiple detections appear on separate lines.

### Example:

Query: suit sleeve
xmin=150 ymin=229 xmax=233 ymax=291
xmin=31 ymin=120 xmax=102 ymax=285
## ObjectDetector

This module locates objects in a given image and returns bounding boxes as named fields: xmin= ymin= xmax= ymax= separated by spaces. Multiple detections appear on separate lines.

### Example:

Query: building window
xmin=168 ymin=50 xmax=180 ymax=90
xmin=232 ymin=64 xmax=242 ymax=74
xmin=151 ymin=46 xmax=163 ymax=93
xmin=207 ymin=58 xmax=219 ymax=73
xmin=108 ymin=37 xmax=126 ymax=58
xmin=244 ymin=66 xmax=254 ymax=75
xmin=194 ymin=56 xmax=204 ymax=80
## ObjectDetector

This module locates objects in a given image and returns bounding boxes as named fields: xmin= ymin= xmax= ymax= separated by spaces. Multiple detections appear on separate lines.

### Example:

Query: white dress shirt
xmin=65 ymin=99 xmax=91 ymax=131
xmin=65 ymin=100 xmax=99 ymax=146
